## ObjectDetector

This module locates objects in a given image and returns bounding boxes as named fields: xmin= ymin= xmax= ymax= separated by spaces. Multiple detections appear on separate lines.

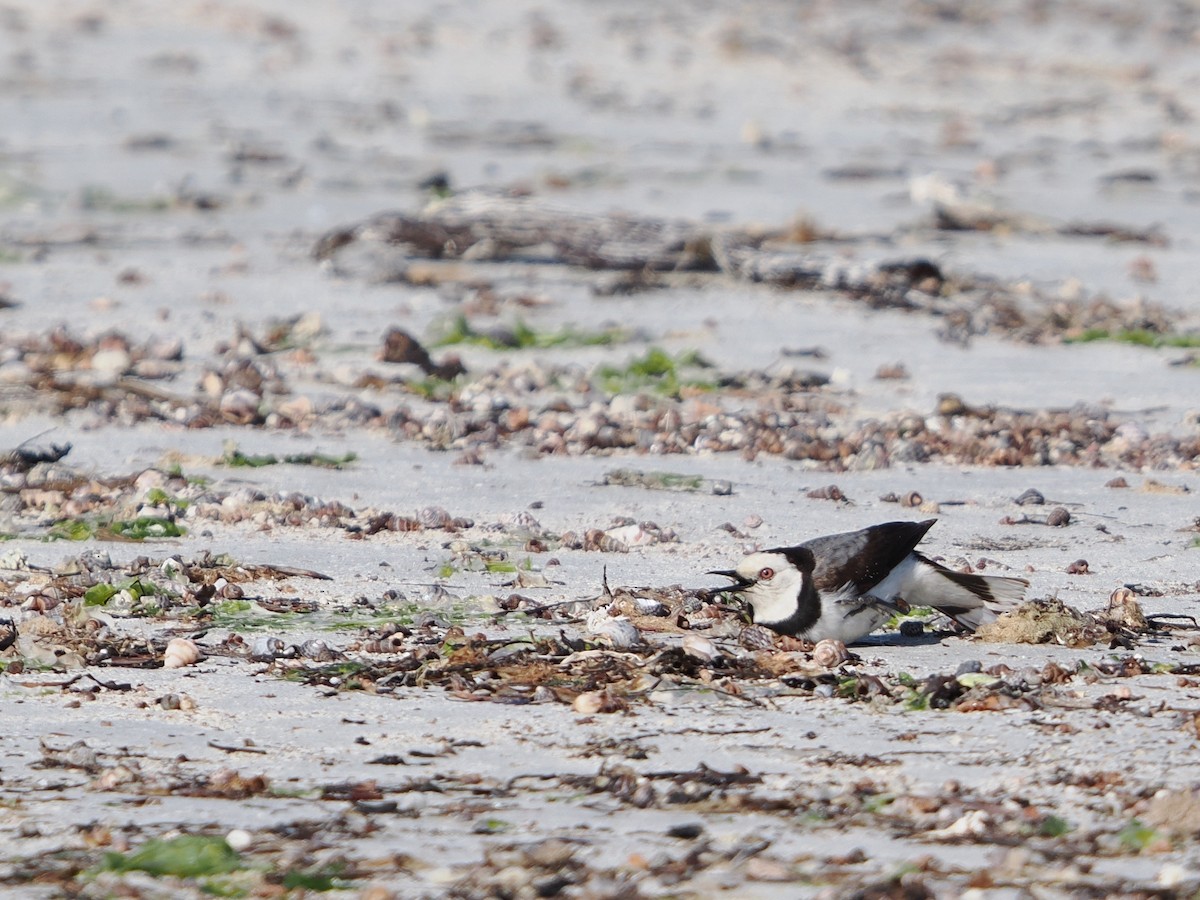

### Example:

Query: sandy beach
xmin=2 ymin=2 xmax=1200 ymax=897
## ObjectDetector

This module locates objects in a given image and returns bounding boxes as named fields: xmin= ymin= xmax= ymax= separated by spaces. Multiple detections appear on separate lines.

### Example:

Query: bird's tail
xmin=912 ymin=554 xmax=1029 ymax=631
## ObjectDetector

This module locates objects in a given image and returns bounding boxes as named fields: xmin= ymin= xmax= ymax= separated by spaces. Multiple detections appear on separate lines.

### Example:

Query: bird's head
xmin=709 ymin=548 xmax=815 ymax=629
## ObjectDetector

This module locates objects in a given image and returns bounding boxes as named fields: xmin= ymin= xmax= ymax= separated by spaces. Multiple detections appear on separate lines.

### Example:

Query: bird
xmin=708 ymin=519 xmax=1028 ymax=643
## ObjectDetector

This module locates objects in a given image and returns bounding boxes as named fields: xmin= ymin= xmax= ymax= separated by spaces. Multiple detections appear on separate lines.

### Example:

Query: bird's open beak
xmin=707 ymin=569 xmax=753 ymax=591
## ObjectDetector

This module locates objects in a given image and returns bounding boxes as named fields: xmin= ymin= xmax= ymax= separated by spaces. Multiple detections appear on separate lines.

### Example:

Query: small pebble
xmin=1066 ymin=559 xmax=1089 ymax=574
xmin=955 ymin=659 xmax=982 ymax=676
xmin=899 ymin=620 xmax=925 ymax=637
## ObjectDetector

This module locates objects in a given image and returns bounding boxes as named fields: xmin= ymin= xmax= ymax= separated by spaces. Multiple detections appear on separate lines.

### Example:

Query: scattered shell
xmin=1065 ymin=559 xmax=1089 ymax=574
xmin=219 ymin=389 xmax=262 ymax=425
xmin=807 ymin=484 xmax=846 ymax=501
xmin=1046 ymin=507 xmax=1071 ymax=527
xmin=631 ymin=596 xmax=669 ymax=617
xmin=584 ymin=528 xmax=628 ymax=553
xmin=418 ymin=506 xmax=454 ymax=529
xmin=503 ymin=510 xmax=542 ymax=531
xmin=299 ymin=639 xmax=339 ymax=661
xmin=1106 ymin=476 xmax=1129 ymax=489
xmin=585 ymin=610 xmax=642 ymax=650
xmin=163 ymin=637 xmax=201 ymax=669
xmin=20 ymin=592 xmax=60 ymax=613
xmin=812 ymin=638 xmax=851 ymax=668
xmin=573 ymin=691 xmax=604 ymax=715
xmin=572 ymin=688 xmax=625 ymax=715
xmin=743 ymin=514 xmax=763 ymax=529
xmin=514 ymin=570 xmax=550 ymax=588
xmin=899 ymin=491 xmax=923 ymax=508
xmin=249 ymin=636 xmax=288 ymax=661
xmin=1013 ymin=488 xmax=1045 ymax=506
xmin=927 ymin=809 xmax=991 ymax=839
xmin=605 ymin=523 xmax=657 ymax=547
xmin=738 ymin=625 xmax=777 ymax=650
xmin=681 ymin=633 xmax=718 ymax=662
xmin=874 ymin=362 xmax=909 ymax=380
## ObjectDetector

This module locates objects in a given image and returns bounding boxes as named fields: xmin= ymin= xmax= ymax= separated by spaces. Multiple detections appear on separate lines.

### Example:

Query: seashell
xmin=300 ymin=639 xmax=338 ymax=661
xmin=20 ymin=592 xmax=60 ymax=613
xmin=573 ymin=691 xmax=604 ymax=715
xmin=900 ymin=491 xmax=923 ymax=508
xmin=681 ymin=634 xmax=718 ymax=662
xmin=515 ymin=570 xmax=549 ymax=588
xmin=93 ymin=764 xmax=139 ymax=791
xmin=605 ymin=524 xmax=655 ymax=547
xmin=418 ymin=506 xmax=453 ymax=529
xmin=813 ymin=638 xmax=851 ymax=668
xmin=275 ymin=395 xmax=314 ymax=422
xmin=1046 ymin=507 xmax=1071 ymax=527
xmin=504 ymin=510 xmax=542 ymax=530
xmin=738 ymin=624 xmax=777 ymax=651
xmin=585 ymin=529 xmax=629 ymax=553
xmin=219 ymin=389 xmax=262 ymax=425
xmin=632 ymin=597 xmax=669 ymax=617
xmin=585 ymin=610 xmax=642 ymax=650
xmin=807 ymin=484 xmax=845 ymax=501
xmin=1013 ymin=488 xmax=1045 ymax=506
xmin=163 ymin=637 xmax=201 ymax=669
xmin=249 ymin=636 xmax=287 ymax=661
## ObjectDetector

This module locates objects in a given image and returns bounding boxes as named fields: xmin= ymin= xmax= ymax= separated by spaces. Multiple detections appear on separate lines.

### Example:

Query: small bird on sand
xmin=709 ymin=519 xmax=1028 ymax=643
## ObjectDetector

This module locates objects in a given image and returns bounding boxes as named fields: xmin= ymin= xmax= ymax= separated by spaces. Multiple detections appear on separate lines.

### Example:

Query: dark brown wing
xmin=780 ymin=520 xmax=936 ymax=595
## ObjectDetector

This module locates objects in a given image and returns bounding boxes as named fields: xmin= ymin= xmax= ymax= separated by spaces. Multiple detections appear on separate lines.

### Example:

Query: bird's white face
xmin=731 ymin=551 xmax=808 ymax=627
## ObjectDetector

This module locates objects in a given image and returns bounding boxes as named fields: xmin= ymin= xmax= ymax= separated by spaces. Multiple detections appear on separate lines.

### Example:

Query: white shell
xmin=681 ymin=634 xmax=719 ymax=662
xmin=605 ymin=524 xmax=656 ymax=547
xmin=585 ymin=610 xmax=642 ymax=650
xmin=163 ymin=638 xmax=201 ymax=669
xmin=813 ymin=638 xmax=851 ymax=668
xmin=573 ymin=691 xmax=604 ymax=715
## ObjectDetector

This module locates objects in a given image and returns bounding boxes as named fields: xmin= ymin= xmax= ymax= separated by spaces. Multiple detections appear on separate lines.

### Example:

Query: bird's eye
xmin=758 ymin=567 xmax=775 ymax=581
